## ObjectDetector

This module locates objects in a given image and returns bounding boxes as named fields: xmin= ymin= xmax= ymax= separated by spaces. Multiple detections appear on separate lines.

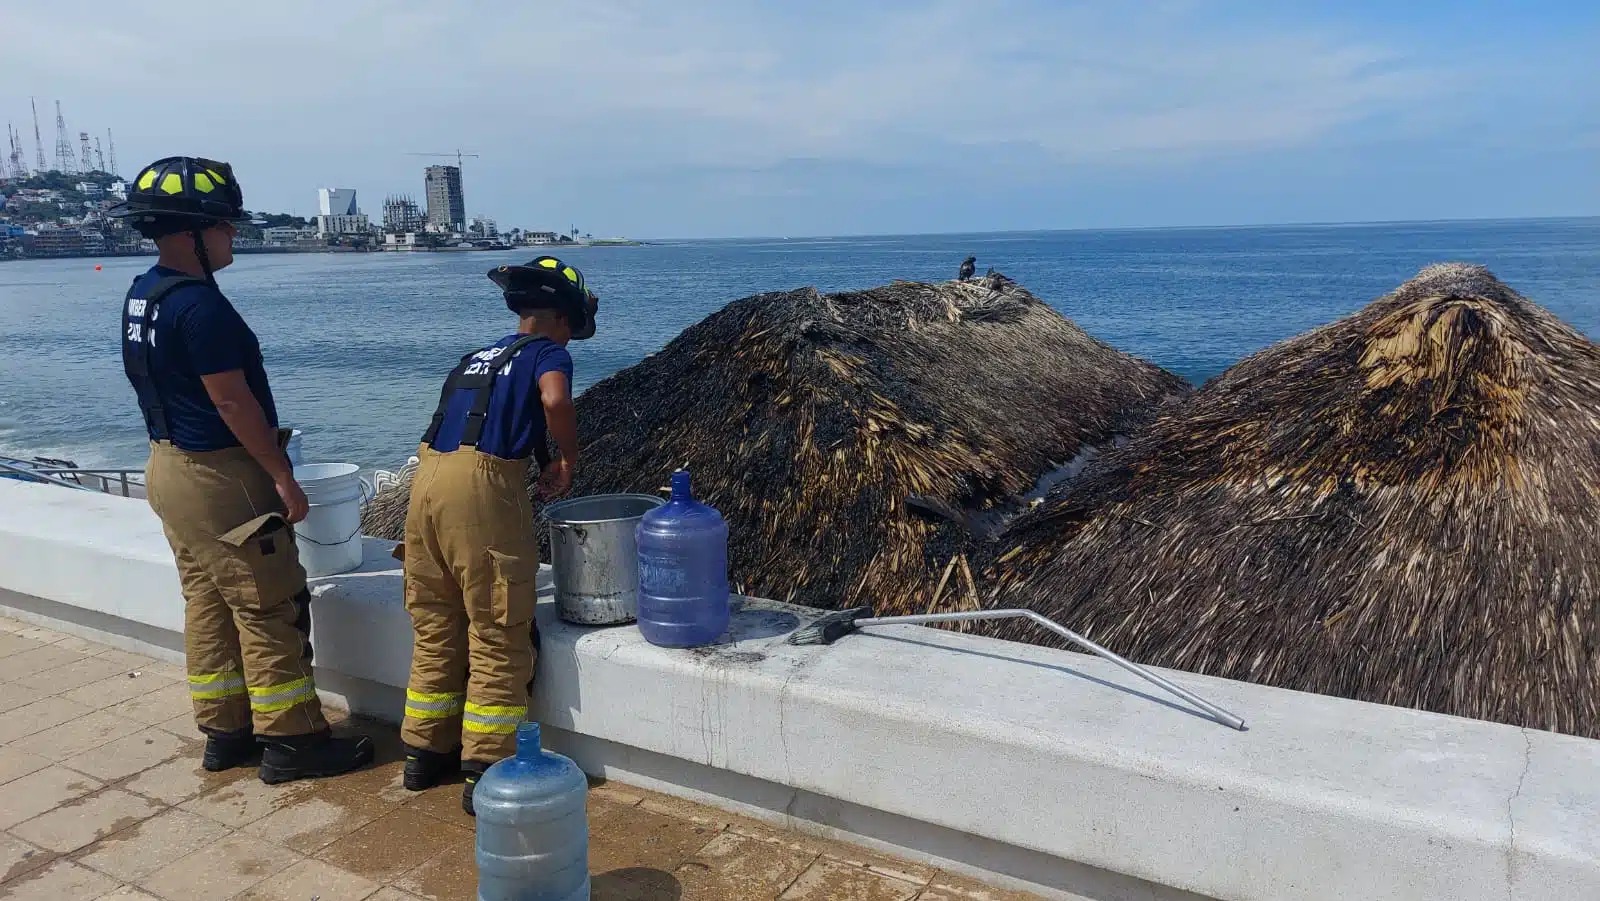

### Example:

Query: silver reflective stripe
xmin=407 ymin=697 xmax=465 ymax=713
xmin=463 ymin=711 xmax=524 ymax=727
xmin=189 ymin=672 xmax=246 ymax=700
xmin=248 ymin=678 xmax=317 ymax=712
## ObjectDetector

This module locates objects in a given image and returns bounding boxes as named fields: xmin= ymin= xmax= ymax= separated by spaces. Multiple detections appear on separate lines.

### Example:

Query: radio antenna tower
xmin=106 ymin=129 xmax=119 ymax=177
xmin=31 ymin=99 xmax=46 ymax=172
xmin=6 ymin=124 xmax=27 ymax=179
xmin=94 ymin=137 xmax=106 ymax=173
xmin=53 ymin=101 xmax=77 ymax=173
xmin=79 ymin=132 xmax=94 ymax=173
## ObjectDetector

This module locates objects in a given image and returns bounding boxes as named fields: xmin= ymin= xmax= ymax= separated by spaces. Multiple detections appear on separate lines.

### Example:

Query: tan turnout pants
xmin=401 ymin=445 xmax=539 ymax=764
xmin=145 ymin=440 xmax=327 ymax=738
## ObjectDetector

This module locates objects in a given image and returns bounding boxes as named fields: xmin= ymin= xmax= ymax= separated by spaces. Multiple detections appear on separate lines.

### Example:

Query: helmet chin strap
xmin=191 ymin=228 xmax=217 ymax=286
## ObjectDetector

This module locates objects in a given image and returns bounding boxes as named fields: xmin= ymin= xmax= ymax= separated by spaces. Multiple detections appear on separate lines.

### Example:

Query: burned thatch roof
xmin=364 ymin=276 xmax=1187 ymax=614
xmin=981 ymin=263 xmax=1600 ymax=736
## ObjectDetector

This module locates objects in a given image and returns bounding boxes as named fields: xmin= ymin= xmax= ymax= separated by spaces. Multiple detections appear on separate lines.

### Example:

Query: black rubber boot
xmin=258 ymin=731 xmax=375 ymax=785
xmin=201 ymin=728 xmax=259 ymax=773
xmin=462 ymin=761 xmax=489 ymax=817
xmin=403 ymin=745 xmax=461 ymax=792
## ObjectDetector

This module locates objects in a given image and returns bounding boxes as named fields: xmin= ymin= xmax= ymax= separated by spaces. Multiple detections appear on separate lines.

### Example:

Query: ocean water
xmin=2 ymin=218 xmax=1597 ymax=470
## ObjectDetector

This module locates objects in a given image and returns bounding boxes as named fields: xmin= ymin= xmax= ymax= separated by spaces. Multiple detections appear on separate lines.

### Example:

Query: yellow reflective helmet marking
xmin=159 ymin=173 xmax=184 ymax=194
xmin=137 ymin=169 xmax=157 ymax=190
xmin=538 ymin=258 xmax=558 ymax=269
xmin=206 ymin=168 xmax=226 ymax=185
xmin=193 ymin=172 xmax=215 ymax=193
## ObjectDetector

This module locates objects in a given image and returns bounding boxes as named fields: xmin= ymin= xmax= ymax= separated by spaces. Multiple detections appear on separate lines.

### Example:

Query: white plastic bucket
xmin=293 ymin=462 xmax=369 ymax=577
xmin=284 ymin=430 xmax=304 ymax=466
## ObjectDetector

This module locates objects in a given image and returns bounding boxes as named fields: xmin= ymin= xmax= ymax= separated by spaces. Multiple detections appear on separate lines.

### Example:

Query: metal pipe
xmin=857 ymin=608 xmax=1247 ymax=731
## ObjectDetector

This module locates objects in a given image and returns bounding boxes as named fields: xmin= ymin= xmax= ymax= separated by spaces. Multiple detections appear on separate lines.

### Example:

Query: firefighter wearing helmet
xmin=399 ymin=256 xmax=596 ymax=815
xmin=112 ymin=157 xmax=373 ymax=783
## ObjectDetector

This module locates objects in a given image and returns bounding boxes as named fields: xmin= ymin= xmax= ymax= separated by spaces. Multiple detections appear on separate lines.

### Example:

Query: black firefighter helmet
xmin=488 ymin=256 xmax=598 ymax=340
xmin=108 ymin=157 xmax=248 ymax=237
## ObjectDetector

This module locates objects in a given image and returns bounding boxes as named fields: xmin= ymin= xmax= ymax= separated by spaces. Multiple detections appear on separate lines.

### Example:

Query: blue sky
xmin=4 ymin=1 xmax=1597 ymax=237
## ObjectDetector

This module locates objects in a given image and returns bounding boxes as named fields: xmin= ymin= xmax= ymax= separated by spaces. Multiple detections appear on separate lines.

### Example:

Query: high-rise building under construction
xmin=383 ymin=194 xmax=424 ymax=232
xmin=424 ymin=165 xmax=465 ymax=232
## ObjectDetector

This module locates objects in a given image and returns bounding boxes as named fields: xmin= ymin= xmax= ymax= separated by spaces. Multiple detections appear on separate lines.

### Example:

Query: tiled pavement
xmin=0 ymin=617 xmax=1039 ymax=901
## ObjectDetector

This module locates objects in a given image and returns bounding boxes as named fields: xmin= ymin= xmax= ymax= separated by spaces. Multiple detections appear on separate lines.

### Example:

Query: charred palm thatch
xmin=982 ymin=263 xmax=1600 ymax=736
xmin=364 ymin=275 xmax=1188 ymax=613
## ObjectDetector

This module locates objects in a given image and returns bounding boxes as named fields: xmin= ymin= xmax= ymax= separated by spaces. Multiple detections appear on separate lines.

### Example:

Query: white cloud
xmin=4 ymin=0 xmax=1586 ymax=233
xmin=5 ymin=1 xmax=1444 ymax=160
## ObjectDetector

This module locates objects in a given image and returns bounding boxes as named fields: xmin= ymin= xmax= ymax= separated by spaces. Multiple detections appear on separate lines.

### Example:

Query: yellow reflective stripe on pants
xmin=189 ymin=670 xmax=247 ymax=701
xmin=248 ymin=676 xmax=317 ymax=713
xmin=462 ymin=703 xmax=526 ymax=735
xmin=405 ymin=690 xmax=465 ymax=720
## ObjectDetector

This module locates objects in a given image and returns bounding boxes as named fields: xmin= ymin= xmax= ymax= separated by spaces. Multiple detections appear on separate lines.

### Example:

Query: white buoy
xmin=293 ymin=462 xmax=366 ymax=577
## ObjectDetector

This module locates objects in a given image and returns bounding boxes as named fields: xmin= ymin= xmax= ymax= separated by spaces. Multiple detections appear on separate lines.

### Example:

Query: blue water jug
xmin=636 ymin=470 xmax=731 ymax=647
xmin=474 ymin=723 xmax=590 ymax=901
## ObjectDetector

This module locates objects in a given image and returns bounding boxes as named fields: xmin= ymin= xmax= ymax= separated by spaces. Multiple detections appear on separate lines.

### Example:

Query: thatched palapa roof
xmin=981 ymin=263 xmax=1600 ymax=737
xmin=364 ymin=275 xmax=1188 ymax=614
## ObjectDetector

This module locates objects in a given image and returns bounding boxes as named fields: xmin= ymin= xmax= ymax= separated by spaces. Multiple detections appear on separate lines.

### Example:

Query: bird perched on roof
xmin=958 ymin=256 xmax=976 ymax=280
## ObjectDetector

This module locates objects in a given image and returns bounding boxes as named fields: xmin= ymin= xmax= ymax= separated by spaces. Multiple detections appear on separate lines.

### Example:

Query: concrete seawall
xmin=0 ymin=478 xmax=1595 ymax=900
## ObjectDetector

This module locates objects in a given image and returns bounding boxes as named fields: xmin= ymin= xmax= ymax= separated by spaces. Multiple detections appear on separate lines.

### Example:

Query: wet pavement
xmin=0 ymin=616 xmax=1039 ymax=900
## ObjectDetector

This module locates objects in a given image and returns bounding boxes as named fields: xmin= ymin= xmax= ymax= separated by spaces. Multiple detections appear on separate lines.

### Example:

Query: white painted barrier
xmin=0 ymin=478 xmax=1596 ymax=901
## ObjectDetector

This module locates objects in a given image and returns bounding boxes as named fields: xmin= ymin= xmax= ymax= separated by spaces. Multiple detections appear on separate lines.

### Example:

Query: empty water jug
xmin=474 ymin=723 xmax=590 ymax=901
xmin=636 ymin=470 xmax=731 ymax=647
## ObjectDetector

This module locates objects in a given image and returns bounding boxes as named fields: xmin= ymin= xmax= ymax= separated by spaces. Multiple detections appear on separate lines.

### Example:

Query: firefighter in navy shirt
xmin=400 ymin=257 xmax=593 ymax=815
xmin=112 ymin=157 xmax=372 ymax=784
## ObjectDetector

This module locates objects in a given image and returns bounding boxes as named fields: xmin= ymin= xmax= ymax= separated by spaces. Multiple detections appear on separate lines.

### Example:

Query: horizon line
xmin=626 ymin=214 xmax=1600 ymax=244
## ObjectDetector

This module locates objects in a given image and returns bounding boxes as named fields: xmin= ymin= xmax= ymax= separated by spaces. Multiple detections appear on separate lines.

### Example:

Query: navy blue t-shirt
xmin=428 ymin=335 xmax=574 ymax=460
xmin=122 ymin=265 xmax=279 ymax=452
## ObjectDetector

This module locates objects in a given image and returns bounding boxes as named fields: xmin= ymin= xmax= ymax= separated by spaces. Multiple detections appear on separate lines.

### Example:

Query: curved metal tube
xmin=856 ymin=608 xmax=1248 ymax=731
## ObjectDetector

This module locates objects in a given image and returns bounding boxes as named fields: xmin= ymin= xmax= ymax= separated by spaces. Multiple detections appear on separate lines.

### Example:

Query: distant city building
xmin=75 ymin=182 xmax=103 ymax=198
xmin=107 ymin=180 xmax=127 ymax=200
xmin=317 ymin=188 xmax=357 ymax=217
xmin=383 ymin=194 xmax=425 ymax=232
xmin=522 ymin=231 xmax=558 ymax=245
xmin=424 ymin=165 xmax=465 ymax=232
xmin=26 ymin=226 xmax=102 ymax=257
xmin=0 ymin=223 xmax=24 ymax=253
xmin=468 ymin=216 xmax=497 ymax=238
xmin=262 ymin=225 xmax=315 ymax=245
xmin=315 ymin=213 xmax=370 ymax=236
xmin=383 ymin=231 xmax=429 ymax=250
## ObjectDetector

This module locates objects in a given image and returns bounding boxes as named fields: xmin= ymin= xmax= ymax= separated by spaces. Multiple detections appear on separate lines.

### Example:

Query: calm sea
xmin=2 ymin=218 xmax=1597 ymax=470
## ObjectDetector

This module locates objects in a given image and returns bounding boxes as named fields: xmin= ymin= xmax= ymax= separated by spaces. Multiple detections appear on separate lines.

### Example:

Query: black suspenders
xmin=122 ymin=275 xmax=208 ymax=441
xmin=421 ymin=335 xmax=551 ymax=465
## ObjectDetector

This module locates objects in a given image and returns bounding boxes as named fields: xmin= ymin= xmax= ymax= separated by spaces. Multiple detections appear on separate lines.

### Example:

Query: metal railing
xmin=29 ymin=467 xmax=145 ymax=497
xmin=0 ymin=458 xmax=145 ymax=497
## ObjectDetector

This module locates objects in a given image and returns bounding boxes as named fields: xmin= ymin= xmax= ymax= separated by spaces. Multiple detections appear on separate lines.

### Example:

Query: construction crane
xmin=406 ymin=150 xmax=480 ymax=169
xmin=106 ymin=129 xmax=118 ymax=178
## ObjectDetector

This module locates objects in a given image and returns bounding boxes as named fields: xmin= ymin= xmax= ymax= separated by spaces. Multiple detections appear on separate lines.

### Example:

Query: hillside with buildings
xmin=2 ymin=163 xmax=620 ymax=260
xmin=3 ymin=99 xmax=627 ymax=259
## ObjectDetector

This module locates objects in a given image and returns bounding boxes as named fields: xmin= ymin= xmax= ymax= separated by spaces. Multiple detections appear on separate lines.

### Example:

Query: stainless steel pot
xmin=543 ymin=493 xmax=666 ymax=625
